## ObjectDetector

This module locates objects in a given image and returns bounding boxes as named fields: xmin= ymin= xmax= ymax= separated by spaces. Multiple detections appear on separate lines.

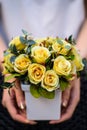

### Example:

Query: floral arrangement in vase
xmin=2 ymin=30 xmax=84 ymax=99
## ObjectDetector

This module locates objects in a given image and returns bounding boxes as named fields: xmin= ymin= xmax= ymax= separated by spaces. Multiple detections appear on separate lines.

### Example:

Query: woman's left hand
xmin=49 ymin=77 xmax=80 ymax=124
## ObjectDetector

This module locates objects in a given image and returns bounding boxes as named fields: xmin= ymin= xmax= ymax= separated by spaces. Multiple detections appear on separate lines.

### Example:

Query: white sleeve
xmin=64 ymin=0 xmax=85 ymax=39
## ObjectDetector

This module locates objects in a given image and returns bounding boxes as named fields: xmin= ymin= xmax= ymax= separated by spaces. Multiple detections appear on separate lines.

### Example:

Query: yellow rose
xmin=71 ymin=47 xmax=84 ymax=71
xmin=41 ymin=70 xmax=59 ymax=92
xmin=28 ymin=63 xmax=46 ymax=84
xmin=3 ymin=63 xmax=14 ymax=74
xmin=36 ymin=37 xmax=56 ymax=48
xmin=3 ymin=53 xmax=16 ymax=73
xmin=14 ymin=54 xmax=31 ymax=74
xmin=66 ymin=61 xmax=76 ymax=80
xmin=35 ymin=38 xmax=46 ymax=47
xmin=53 ymin=56 xmax=71 ymax=76
xmin=31 ymin=46 xmax=50 ymax=64
xmin=46 ymin=37 xmax=56 ymax=44
xmin=9 ymin=36 xmax=26 ymax=51
xmin=52 ymin=39 xmax=71 ymax=55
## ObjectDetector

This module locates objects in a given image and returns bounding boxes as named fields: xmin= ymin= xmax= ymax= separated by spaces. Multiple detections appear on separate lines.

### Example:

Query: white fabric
xmin=0 ymin=0 xmax=85 ymax=41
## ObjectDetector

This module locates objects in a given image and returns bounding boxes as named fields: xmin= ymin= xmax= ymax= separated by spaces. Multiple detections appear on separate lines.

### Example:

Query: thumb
xmin=13 ymin=80 xmax=25 ymax=110
xmin=62 ymin=87 xmax=71 ymax=107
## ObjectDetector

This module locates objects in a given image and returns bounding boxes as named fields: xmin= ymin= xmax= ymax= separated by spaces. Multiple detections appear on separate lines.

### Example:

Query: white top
xmin=0 ymin=0 xmax=85 ymax=41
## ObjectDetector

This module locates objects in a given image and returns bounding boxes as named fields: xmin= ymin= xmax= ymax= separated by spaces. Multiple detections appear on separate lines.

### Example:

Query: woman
xmin=0 ymin=0 xmax=87 ymax=129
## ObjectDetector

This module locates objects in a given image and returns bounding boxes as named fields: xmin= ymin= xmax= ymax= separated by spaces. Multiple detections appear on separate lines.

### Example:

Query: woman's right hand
xmin=2 ymin=81 xmax=37 ymax=125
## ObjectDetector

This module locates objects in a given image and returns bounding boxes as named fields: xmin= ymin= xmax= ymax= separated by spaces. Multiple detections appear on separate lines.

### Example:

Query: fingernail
xmin=63 ymin=100 xmax=67 ymax=107
xmin=26 ymin=120 xmax=37 ymax=125
xmin=20 ymin=102 xmax=25 ymax=110
xmin=49 ymin=121 xmax=57 ymax=124
xmin=26 ymin=119 xmax=30 ymax=123
xmin=31 ymin=122 xmax=37 ymax=125
xmin=49 ymin=121 xmax=54 ymax=124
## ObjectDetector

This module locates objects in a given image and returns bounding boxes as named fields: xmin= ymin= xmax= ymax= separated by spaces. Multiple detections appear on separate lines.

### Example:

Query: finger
xmin=62 ymin=87 xmax=71 ymax=107
xmin=49 ymin=78 xmax=80 ymax=124
xmin=13 ymin=80 xmax=25 ymax=110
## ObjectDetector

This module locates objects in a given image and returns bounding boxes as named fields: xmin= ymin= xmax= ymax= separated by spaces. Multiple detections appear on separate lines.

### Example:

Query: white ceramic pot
xmin=21 ymin=84 xmax=61 ymax=120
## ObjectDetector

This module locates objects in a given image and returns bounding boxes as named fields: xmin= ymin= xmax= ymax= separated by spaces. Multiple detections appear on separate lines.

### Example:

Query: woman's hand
xmin=2 ymin=81 xmax=37 ymax=125
xmin=49 ymin=77 xmax=80 ymax=124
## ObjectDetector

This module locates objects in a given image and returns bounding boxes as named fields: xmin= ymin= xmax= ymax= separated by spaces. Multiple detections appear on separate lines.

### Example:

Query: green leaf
xmin=45 ymin=56 xmax=53 ymax=70
xmin=1 ymin=82 xmax=15 ymax=89
xmin=66 ymin=54 xmax=75 ymax=60
xmin=9 ymin=44 xmax=18 ymax=55
xmin=69 ymin=55 xmax=75 ymax=60
xmin=45 ymin=57 xmax=51 ymax=64
xmin=30 ymin=85 xmax=41 ymax=98
xmin=51 ymin=52 xmax=57 ymax=59
xmin=22 ymin=29 xmax=29 ymax=36
xmin=3 ymin=50 xmax=10 ymax=56
xmin=59 ymin=78 xmax=69 ymax=91
xmin=27 ymin=40 xmax=36 ymax=45
xmin=68 ymin=35 xmax=73 ymax=42
xmin=38 ymin=87 xmax=55 ymax=99
xmin=25 ymin=46 xmax=31 ymax=55
xmin=77 ymin=71 xmax=81 ymax=78
xmin=20 ymin=36 xmax=27 ymax=44
xmin=18 ymin=73 xmax=29 ymax=82
xmin=68 ymin=35 xmax=76 ymax=45
xmin=10 ymin=56 xmax=16 ymax=63
xmin=48 ymin=46 xmax=52 ymax=51
xmin=5 ymin=73 xmax=20 ymax=82
xmin=46 ymin=66 xmax=51 ymax=71
xmin=4 ymin=65 xmax=14 ymax=73
xmin=65 ymin=74 xmax=74 ymax=80
xmin=65 ymin=45 xmax=71 ymax=50
xmin=57 ymin=39 xmax=63 ymax=45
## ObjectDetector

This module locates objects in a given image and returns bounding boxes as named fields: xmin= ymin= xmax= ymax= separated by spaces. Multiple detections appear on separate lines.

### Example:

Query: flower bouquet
xmin=2 ymin=30 xmax=84 ymax=120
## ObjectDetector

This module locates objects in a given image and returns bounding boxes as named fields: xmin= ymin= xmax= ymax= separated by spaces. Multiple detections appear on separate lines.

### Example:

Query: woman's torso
xmin=1 ymin=0 xmax=85 ymax=41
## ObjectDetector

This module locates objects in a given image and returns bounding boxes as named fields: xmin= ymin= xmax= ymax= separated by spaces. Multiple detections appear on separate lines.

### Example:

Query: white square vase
xmin=21 ymin=84 xmax=61 ymax=120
